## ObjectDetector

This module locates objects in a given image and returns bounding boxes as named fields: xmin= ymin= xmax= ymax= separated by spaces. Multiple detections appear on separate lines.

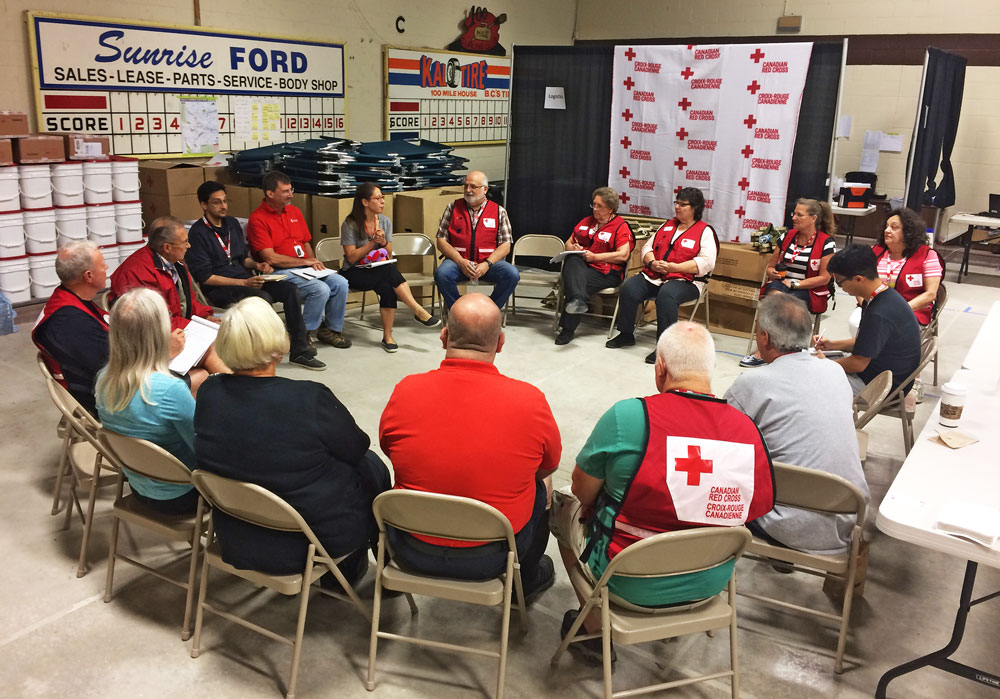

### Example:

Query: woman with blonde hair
xmin=96 ymin=287 xmax=198 ymax=513
xmin=194 ymin=297 xmax=390 ymax=583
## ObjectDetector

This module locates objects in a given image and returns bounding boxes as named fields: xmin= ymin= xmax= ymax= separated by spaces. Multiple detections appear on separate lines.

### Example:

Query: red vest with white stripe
xmin=607 ymin=390 xmax=774 ymax=560
xmin=448 ymin=199 xmax=501 ymax=263
xmin=643 ymin=219 xmax=714 ymax=282
xmin=777 ymin=228 xmax=833 ymax=313
xmin=570 ymin=215 xmax=634 ymax=275
xmin=32 ymin=285 xmax=110 ymax=387
xmin=871 ymin=243 xmax=940 ymax=325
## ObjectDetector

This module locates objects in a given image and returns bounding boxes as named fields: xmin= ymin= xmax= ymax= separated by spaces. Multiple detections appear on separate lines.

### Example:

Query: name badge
xmin=905 ymin=273 xmax=923 ymax=287
xmin=809 ymin=258 xmax=820 ymax=271
xmin=290 ymin=218 xmax=300 ymax=224
xmin=482 ymin=217 xmax=496 ymax=228
xmin=577 ymin=225 xmax=590 ymax=232
xmin=598 ymin=230 xmax=612 ymax=242
xmin=680 ymin=238 xmax=696 ymax=249
xmin=293 ymin=244 xmax=305 ymax=257
xmin=664 ymin=225 xmax=675 ymax=233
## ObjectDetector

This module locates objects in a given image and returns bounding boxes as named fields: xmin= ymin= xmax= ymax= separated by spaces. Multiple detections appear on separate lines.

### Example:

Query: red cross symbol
xmin=619 ymin=166 xmax=630 ymax=179
xmin=674 ymin=185 xmax=683 ymax=195
xmin=687 ymin=44 xmax=696 ymax=50
xmin=620 ymin=136 xmax=632 ymax=150
xmin=750 ymin=48 xmax=765 ymax=63
xmin=676 ymin=127 xmax=689 ymax=140
xmin=735 ymin=206 xmax=746 ymax=217
xmin=741 ymin=144 xmax=754 ymax=158
xmin=680 ymin=66 xmax=694 ymax=80
xmin=674 ymin=445 xmax=714 ymax=486
xmin=744 ymin=114 xmax=757 ymax=129
xmin=674 ymin=156 xmax=687 ymax=171
xmin=623 ymin=76 xmax=635 ymax=91
xmin=619 ymin=191 xmax=630 ymax=204
xmin=678 ymin=97 xmax=692 ymax=111
xmin=621 ymin=108 xmax=633 ymax=122
xmin=747 ymin=80 xmax=761 ymax=95
xmin=624 ymin=47 xmax=636 ymax=61
xmin=737 ymin=177 xmax=750 ymax=190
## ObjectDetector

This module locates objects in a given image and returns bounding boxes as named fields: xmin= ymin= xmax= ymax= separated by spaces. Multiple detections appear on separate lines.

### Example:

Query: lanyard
xmin=866 ymin=283 xmax=889 ymax=304
xmin=205 ymin=217 xmax=230 ymax=257
xmin=785 ymin=232 xmax=815 ymax=261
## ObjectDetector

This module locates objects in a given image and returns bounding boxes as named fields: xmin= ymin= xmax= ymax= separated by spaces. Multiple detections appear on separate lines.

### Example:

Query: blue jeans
xmin=283 ymin=268 xmax=349 ymax=332
xmin=435 ymin=259 xmax=520 ymax=309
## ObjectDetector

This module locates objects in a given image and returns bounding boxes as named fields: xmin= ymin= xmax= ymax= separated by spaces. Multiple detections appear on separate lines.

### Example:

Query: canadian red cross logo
xmin=619 ymin=191 xmax=630 ymax=204
xmin=741 ymin=145 xmax=754 ymax=158
xmin=624 ymin=47 xmax=636 ymax=61
xmin=620 ymin=136 xmax=632 ymax=150
xmin=687 ymin=44 xmax=696 ymax=50
xmin=678 ymin=97 xmax=692 ymax=111
xmin=681 ymin=67 xmax=694 ymax=80
xmin=737 ymin=177 xmax=750 ymax=190
xmin=674 ymin=156 xmax=687 ymax=170
xmin=750 ymin=48 xmax=765 ymax=63
xmin=744 ymin=114 xmax=757 ymax=129
xmin=676 ymin=127 xmax=689 ymax=140
xmin=621 ymin=108 xmax=633 ymax=121
xmin=674 ymin=445 xmax=714 ymax=486
xmin=735 ymin=206 xmax=746 ymax=217
xmin=623 ymin=77 xmax=635 ymax=91
xmin=618 ymin=166 xmax=630 ymax=179
xmin=674 ymin=185 xmax=683 ymax=195
xmin=747 ymin=80 xmax=761 ymax=95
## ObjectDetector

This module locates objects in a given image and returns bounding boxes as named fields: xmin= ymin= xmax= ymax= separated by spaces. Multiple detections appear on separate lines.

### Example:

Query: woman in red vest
xmin=740 ymin=198 xmax=836 ymax=368
xmin=871 ymin=207 xmax=942 ymax=326
xmin=606 ymin=187 xmax=718 ymax=364
xmin=555 ymin=187 xmax=634 ymax=345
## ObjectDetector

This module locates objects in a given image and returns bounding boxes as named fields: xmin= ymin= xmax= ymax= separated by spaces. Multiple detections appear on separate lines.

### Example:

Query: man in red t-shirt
xmin=379 ymin=293 xmax=561 ymax=604
xmin=247 ymin=171 xmax=351 ymax=349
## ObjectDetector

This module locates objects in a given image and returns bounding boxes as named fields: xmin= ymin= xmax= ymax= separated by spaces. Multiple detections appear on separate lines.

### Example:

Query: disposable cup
xmin=939 ymin=381 xmax=967 ymax=428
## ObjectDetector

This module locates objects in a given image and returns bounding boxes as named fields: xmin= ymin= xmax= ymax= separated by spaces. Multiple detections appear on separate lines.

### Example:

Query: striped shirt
xmin=877 ymin=253 xmax=943 ymax=289
xmin=778 ymin=235 xmax=836 ymax=280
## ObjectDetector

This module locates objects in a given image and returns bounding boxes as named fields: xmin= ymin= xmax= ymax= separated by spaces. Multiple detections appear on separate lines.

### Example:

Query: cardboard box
xmin=0 ymin=139 xmax=11 ymax=167
xmin=139 ymin=161 xmax=205 ymax=198
xmin=394 ymin=189 xmax=462 ymax=235
xmin=291 ymin=192 xmax=312 ymax=232
xmin=59 ymin=133 xmax=110 ymax=160
xmin=702 ymin=295 xmax=756 ymax=338
xmin=707 ymin=277 xmax=760 ymax=306
xmin=0 ymin=113 xmax=29 ymax=138
xmin=224 ymin=186 xmax=254 ymax=219
xmin=140 ymin=193 xmax=204 ymax=224
xmin=202 ymin=164 xmax=238 ymax=185
xmin=713 ymin=243 xmax=770 ymax=283
xmin=311 ymin=194 xmax=353 ymax=242
xmin=13 ymin=135 xmax=65 ymax=163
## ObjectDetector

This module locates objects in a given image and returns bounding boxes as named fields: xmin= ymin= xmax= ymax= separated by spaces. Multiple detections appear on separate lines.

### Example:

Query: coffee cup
xmin=939 ymin=381 xmax=967 ymax=428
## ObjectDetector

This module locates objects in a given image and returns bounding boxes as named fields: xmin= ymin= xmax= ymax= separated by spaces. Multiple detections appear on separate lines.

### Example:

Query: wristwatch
xmin=485 ymin=260 xmax=494 ymax=269
xmin=791 ymin=280 xmax=800 ymax=289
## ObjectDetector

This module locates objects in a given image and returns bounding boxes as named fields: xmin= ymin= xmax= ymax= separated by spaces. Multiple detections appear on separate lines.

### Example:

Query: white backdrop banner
xmin=608 ymin=43 xmax=813 ymax=241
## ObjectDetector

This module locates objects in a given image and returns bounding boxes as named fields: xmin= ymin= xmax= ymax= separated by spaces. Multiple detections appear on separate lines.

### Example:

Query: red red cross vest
xmin=760 ymin=228 xmax=833 ymax=313
xmin=601 ymin=391 xmax=774 ymax=561
xmin=872 ymin=243 xmax=941 ymax=325
xmin=32 ymin=286 xmax=110 ymax=387
xmin=643 ymin=219 xmax=716 ymax=282
xmin=570 ymin=215 xmax=634 ymax=275
xmin=448 ymin=199 xmax=501 ymax=263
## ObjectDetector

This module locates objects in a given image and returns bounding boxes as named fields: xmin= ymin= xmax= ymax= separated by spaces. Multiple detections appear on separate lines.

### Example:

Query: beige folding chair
xmin=36 ymin=353 xmax=71 ymax=499
xmin=552 ymin=526 xmax=751 ymax=699
xmin=315 ymin=236 xmax=378 ymax=320
xmin=738 ymin=461 xmax=867 ymax=674
xmin=98 ymin=429 xmax=206 ymax=640
xmin=852 ymin=369 xmax=892 ymax=465
xmin=391 ymin=233 xmax=439 ymax=317
xmin=607 ymin=282 xmax=710 ymax=339
xmin=41 ymin=374 xmax=120 ymax=577
xmin=870 ymin=337 xmax=937 ymax=455
xmin=505 ymin=234 xmax=565 ymax=329
xmin=94 ymin=289 xmax=110 ymax=312
xmin=921 ymin=282 xmax=947 ymax=385
xmin=366 ymin=490 xmax=527 ymax=699
xmin=744 ymin=268 xmax=825 ymax=356
xmin=189 ymin=470 xmax=370 ymax=699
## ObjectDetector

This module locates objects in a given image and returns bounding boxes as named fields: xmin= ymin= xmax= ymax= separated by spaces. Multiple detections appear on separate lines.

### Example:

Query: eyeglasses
xmin=463 ymin=184 xmax=485 ymax=190
xmin=369 ymin=196 xmax=385 ymax=201
xmin=591 ymin=202 xmax=610 ymax=210
xmin=833 ymin=275 xmax=849 ymax=289
xmin=674 ymin=201 xmax=691 ymax=207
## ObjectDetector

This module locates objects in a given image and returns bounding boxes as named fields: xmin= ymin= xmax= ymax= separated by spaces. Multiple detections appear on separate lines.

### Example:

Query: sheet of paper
xmin=549 ymin=250 xmax=586 ymax=264
xmin=180 ymin=98 xmax=219 ymax=154
xmin=880 ymin=132 xmax=904 ymax=152
xmin=289 ymin=267 xmax=336 ymax=280
xmin=359 ymin=258 xmax=397 ymax=269
xmin=860 ymin=129 xmax=880 ymax=173
xmin=544 ymin=87 xmax=566 ymax=110
xmin=168 ymin=315 xmax=219 ymax=375
xmin=233 ymin=96 xmax=253 ymax=141
xmin=257 ymin=274 xmax=288 ymax=282
xmin=836 ymin=115 xmax=852 ymax=138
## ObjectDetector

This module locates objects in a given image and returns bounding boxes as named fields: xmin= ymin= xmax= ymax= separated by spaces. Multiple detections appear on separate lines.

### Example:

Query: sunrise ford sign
xmin=30 ymin=13 xmax=345 ymax=97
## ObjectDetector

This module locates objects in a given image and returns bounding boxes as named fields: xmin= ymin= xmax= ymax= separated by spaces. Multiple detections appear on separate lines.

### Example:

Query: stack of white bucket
xmin=0 ymin=156 xmax=142 ymax=304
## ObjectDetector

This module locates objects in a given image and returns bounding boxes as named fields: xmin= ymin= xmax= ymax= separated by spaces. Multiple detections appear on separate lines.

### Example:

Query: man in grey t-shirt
xmin=724 ymin=293 xmax=869 ymax=554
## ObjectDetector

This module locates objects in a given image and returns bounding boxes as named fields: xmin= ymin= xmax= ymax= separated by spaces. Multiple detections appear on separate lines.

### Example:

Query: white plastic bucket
xmin=82 ymin=160 xmax=113 ymax=205
xmin=0 ymin=254 xmax=31 ymax=303
xmin=0 ymin=211 xmax=25 ymax=258
xmin=23 ymin=208 xmax=58 ymax=254
xmin=99 ymin=243 xmax=120 ymax=274
xmin=50 ymin=161 xmax=85 ymax=207
xmin=55 ymin=205 xmax=89 ymax=248
xmin=86 ymin=203 xmax=117 ymax=246
xmin=28 ymin=250 xmax=59 ymax=299
xmin=0 ymin=166 xmax=19 ymax=212
xmin=114 ymin=200 xmax=144 ymax=243
xmin=19 ymin=164 xmax=53 ymax=210
xmin=111 ymin=159 xmax=140 ymax=202
xmin=118 ymin=240 xmax=145 ymax=262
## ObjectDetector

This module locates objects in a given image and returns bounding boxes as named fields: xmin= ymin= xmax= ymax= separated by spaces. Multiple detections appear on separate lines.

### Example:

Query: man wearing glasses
xmin=434 ymin=171 xmax=519 ymax=310
xmin=187 ymin=181 xmax=325 ymax=370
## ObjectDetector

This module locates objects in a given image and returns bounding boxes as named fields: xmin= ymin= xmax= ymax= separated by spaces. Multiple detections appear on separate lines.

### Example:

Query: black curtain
xmin=506 ymin=46 xmax=614 ymax=240
xmin=905 ymin=48 xmax=966 ymax=210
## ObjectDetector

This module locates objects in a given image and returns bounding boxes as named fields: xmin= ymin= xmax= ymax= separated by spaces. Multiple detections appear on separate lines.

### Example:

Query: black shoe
xmin=555 ymin=329 xmax=574 ymax=346
xmin=380 ymin=339 xmax=399 ymax=353
xmin=644 ymin=350 xmax=657 ymax=364
xmin=517 ymin=555 xmax=555 ymax=606
xmin=605 ymin=333 xmax=635 ymax=349
xmin=739 ymin=354 xmax=766 ymax=368
xmin=561 ymin=609 xmax=616 ymax=666
xmin=299 ymin=343 xmax=318 ymax=358
xmin=416 ymin=314 xmax=442 ymax=328
xmin=289 ymin=353 xmax=326 ymax=371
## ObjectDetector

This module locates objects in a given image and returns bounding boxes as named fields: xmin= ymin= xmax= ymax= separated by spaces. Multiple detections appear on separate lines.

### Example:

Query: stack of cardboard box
xmin=698 ymin=243 xmax=770 ymax=338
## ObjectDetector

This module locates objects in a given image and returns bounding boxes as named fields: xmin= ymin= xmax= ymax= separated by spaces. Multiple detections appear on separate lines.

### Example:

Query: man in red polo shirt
xmin=247 ymin=171 xmax=351 ymax=349
xmin=379 ymin=292 xmax=561 ymax=604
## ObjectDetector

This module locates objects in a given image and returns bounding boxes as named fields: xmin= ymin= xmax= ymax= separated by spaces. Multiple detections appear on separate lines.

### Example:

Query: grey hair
xmin=758 ymin=292 xmax=812 ymax=352
xmin=55 ymin=241 xmax=99 ymax=283
xmin=148 ymin=216 xmax=184 ymax=251
xmin=592 ymin=187 xmax=619 ymax=213
xmin=656 ymin=321 xmax=715 ymax=378
xmin=216 ymin=296 xmax=290 ymax=371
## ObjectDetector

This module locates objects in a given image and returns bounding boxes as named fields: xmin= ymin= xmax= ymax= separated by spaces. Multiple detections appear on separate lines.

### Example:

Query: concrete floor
xmin=2 ymin=275 xmax=999 ymax=698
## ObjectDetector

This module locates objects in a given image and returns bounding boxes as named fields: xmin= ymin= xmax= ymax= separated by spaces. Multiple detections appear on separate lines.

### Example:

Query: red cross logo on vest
xmin=681 ymin=67 xmax=694 ymax=80
xmin=624 ymin=47 xmax=636 ymax=61
xmin=675 ymin=445 xmax=714 ymax=486
xmin=621 ymin=108 xmax=633 ymax=121
xmin=744 ymin=114 xmax=757 ymax=129
xmin=750 ymin=48 xmax=765 ymax=63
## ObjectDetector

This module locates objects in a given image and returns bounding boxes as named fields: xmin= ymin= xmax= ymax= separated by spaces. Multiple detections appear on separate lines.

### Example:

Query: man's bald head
xmin=443 ymin=293 xmax=503 ymax=361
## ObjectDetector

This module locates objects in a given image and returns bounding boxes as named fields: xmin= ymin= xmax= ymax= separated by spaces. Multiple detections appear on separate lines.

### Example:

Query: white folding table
xmin=947 ymin=212 xmax=1000 ymax=283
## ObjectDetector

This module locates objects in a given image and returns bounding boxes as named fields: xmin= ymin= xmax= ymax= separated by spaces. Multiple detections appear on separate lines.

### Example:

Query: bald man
xmin=434 ymin=171 xmax=520 ymax=310
xmin=379 ymin=293 xmax=560 ymax=604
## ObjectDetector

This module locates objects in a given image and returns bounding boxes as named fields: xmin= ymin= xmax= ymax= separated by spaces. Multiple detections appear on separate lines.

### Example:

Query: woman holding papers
xmin=340 ymin=183 xmax=441 ymax=353
xmin=96 ymin=288 xmax=198 ymax=513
